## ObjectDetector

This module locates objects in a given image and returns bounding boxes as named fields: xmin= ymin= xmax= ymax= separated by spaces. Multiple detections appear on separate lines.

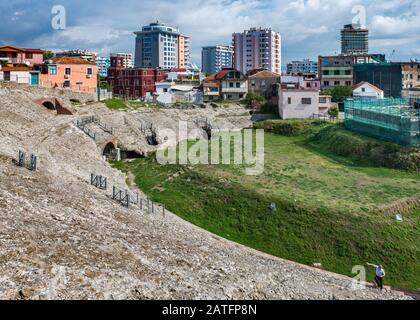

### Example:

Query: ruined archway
xmin=35 ymin=98 xmax=73 ymax=115
xmin=42 ymin=100 xmax=56 ymax=110
xmin=103 ymin=142 xmax=116 ymax=158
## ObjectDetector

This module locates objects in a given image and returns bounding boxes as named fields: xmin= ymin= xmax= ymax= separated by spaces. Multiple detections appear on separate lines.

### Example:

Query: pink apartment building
xmin=0 ymin=46 xmax=44 ymax=65
xmin=233 ymin=27 xmax=281 ymax=75
xmin=37 ymin=57 xmax=97 ymax=93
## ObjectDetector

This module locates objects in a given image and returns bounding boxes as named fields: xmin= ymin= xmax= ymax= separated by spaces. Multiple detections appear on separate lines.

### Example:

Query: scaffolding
xmin=344 ymin=97 xmax=420 ymax=146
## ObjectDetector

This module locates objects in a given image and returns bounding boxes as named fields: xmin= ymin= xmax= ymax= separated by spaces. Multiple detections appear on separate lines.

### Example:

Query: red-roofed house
xmin=36 ymin=56 xmax=98 ymax=93
xmin=0 ymin=46 xmax=44 ymax=66
xmin=202 ymin=68 xmax=248 ymax=102
xmin=353 ymin=81 xmax=384 ymax=99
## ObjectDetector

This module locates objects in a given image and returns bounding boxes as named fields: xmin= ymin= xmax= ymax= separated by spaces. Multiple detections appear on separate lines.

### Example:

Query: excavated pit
xmin=0 ymin=82 xmax=412 ymax=300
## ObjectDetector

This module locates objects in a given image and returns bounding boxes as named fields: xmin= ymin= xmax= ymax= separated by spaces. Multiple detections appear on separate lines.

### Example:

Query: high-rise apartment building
xmin=134 ymin=22 xmax=190 ymax=69
xmin=341 ymin=23 xmax=369 ymax=55
xmin=178 ymin=35 xmax=191 ymax=69
xmin=232 ymin=27 xmax=281 ymax=74
xmin=110 ymin=53 xmax=134 ymax=69
xmin=201 ymin=45 xmax=234 ymax=75
xmin=96 ymin=56 xmax=111 ymax=77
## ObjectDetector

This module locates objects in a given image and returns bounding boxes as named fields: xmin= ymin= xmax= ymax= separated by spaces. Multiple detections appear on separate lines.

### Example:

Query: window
xmin=334 ymin=81 xmax=340 ymax=86
xmin=334 ymin=70 xmax=340 ymax=75
xmin=323 ymin=70 xmax=329 ymax=75
xmin=236 ymin=82 xmax=240 ymax=88
xmin=163 ymin=88 xmax=168 ymax=93
xmin=301 ymin=98 xmax=312 ymax=104
xmin=323 ymin=81 xmax=330 ymax=86
xmin=229 ymin=82 xmax=234 ymax=88
xmin=361 ymin=88 xmax=366 ymax=92
xmin=345 ymin=70 xmax=352 ymax=75
xmin=261 ymin=80 xmax=266 ymax=87
xmin=49 ymin=66 xmax=57 ymax=75
xmin=65 ymin=68 xmax=71 ymax=75
xmin=306 ymin=82 xmax=311 ymax=88
xmin=251 ymin=80 xmax=256 ymax=87
xmin=287 ymin=97 xmax=291 ymax=104
xmin=63 ymin=80 xmax=70 ymax=87
xmin=25 ymin=53 xmax=33 ymax=59
xmin=319 ymin=97 xmax=327 ymax=103
xmin=87 ymin=68 xmax=93 ymax=75
xmin=345 ymin=81 xmax=352 ymax=86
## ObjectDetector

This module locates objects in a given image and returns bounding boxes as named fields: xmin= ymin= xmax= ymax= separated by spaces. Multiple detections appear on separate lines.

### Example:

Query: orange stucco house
xmin=37 ymin=56 xmax=97 ymax=93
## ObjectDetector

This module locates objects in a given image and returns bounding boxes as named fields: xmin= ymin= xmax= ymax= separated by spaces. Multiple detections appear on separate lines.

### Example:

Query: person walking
xmin=367 ymin=263 xmax=386 ymax=291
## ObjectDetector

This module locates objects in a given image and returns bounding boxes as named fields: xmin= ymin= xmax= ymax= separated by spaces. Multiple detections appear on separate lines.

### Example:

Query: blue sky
xmin=1 ymin=0 xmax=419 ymax=67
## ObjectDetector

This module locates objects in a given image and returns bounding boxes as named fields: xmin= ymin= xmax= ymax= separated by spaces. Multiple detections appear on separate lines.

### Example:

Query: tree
xmin=328 ymin=106 xmax=339 ymax=119
xmin=330 ymin=85 xmax=353 ymax=102
xmin=244 ymin=92 xmax=266 ymax=108
xmin=43 ymin=50 xmax=55 ymax=61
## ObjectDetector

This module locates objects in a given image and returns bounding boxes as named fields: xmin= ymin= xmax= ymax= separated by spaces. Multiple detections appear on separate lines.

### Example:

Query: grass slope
xmin=113 ymin=128 xmax=420 ymax=290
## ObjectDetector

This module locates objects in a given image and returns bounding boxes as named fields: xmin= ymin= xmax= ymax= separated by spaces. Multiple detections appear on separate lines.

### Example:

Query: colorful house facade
xmin=36 ymin=57 xmax=98 ymax=93
xmin=0 ymin=65 xmax=40 ymax=85
xmin=0 ymin=46 xmax=44 ymax=66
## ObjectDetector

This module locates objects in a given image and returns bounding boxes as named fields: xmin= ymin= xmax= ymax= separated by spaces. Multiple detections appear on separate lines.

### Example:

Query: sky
xmin=1 ymin=0 xmax=419 ymax=68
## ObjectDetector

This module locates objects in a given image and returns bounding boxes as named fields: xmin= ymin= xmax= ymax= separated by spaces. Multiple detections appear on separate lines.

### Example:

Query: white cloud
xmin=370 ymin=14 xmax=420 ymax=36
xmin=3 ymin=0 xmax=419 ymax=64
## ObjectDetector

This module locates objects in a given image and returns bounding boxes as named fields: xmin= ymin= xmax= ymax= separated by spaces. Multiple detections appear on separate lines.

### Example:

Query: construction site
xmin=344 ymin=97 xmax=420 ymax=146
xmin=0 ymin=82 xmax=414 ymax=300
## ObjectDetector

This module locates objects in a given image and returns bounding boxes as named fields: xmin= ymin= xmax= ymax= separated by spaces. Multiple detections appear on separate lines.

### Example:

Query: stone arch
xmin=41 ymin=100 xmax=56 ymax=110
xmin=103 ymin=142 xmax=116 ymax=156
xmin=102 ymin=138 xmax=118 ymax=159
xmin=35 ymin=98 xmax=74 ymax=115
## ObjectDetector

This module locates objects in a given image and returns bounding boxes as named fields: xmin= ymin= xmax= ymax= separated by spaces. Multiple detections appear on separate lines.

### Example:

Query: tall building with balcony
xmin=232 ymin=27 xmax=281 ymax=74
xmin=201 ymin=45 xmax=234 ymax=75
xmin=178 ymin=35 xmax=191 ymax=69
xmin=341 ymin=24 xmax=369 ymax=55
xmin=110 ymin=53 xmax=134 ymax=69
xmin=134 ymin=22 xmax=190 ymax=69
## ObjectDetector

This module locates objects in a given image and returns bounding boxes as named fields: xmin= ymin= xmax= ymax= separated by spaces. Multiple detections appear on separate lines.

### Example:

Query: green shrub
xmin=254 ymin=119 xmax=326 ymax=136
xmin=309 ymin=124 xmax=420 ymax=171
xmin=244 ymin=92 xmax=266 ymax=108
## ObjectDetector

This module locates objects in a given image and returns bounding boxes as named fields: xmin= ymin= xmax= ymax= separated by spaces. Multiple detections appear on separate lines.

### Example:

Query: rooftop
xmin=51 ymin=56 xmax=97 ymax=65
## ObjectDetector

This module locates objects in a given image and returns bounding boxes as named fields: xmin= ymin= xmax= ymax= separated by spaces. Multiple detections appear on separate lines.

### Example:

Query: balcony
xmin=221 ymin=87 xmax=248 ymax=93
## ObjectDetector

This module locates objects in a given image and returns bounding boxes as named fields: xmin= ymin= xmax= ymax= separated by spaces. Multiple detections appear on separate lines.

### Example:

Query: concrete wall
xmin=279 ymin=89 xmax=319 ymax=119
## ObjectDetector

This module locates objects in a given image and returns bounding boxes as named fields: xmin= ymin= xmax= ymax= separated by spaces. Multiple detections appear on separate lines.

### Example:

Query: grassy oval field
xmin=113 ymin=125 xmax=420 ymax=290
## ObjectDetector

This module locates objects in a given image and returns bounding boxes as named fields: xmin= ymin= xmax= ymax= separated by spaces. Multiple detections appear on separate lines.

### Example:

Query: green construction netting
xmin=344 ymin=98 xmax=420 ymax=146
